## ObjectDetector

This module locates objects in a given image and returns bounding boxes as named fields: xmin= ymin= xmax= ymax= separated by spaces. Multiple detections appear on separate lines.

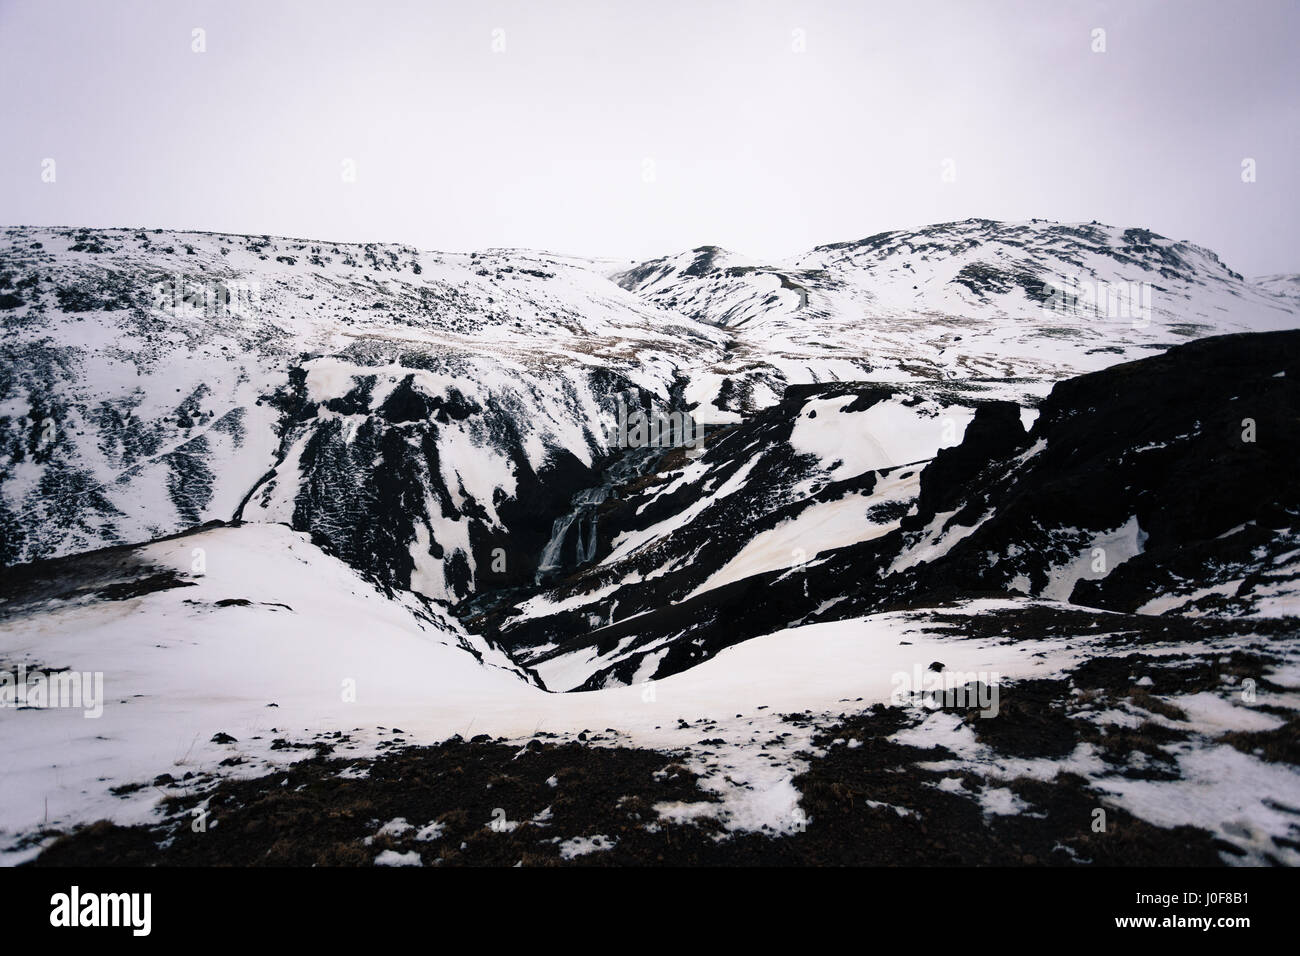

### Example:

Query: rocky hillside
xmin=3 ymin=220 xmax=1294 ymax=608
xmin=476 ymin=331 xmax=1300 ymax=691
xmin=0 ymin=226 xmax=725 ymax=599
xmin=1 ymin=222 xmax=1298 ymax=867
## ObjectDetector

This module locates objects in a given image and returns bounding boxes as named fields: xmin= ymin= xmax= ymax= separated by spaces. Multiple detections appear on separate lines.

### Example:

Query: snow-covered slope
xmin=0 ymin=226 xmax=727 ymax=600
xmin=4 ymin=221 xmax=1298 ymax=604
xmin=481 ymin=331 xmax=1300 ymax=692
xmin=617 ymin=219 xmax=1299 ymax=419
xmin=6 ymin=220 xmax=1297 ymax=607
xmin=1256 ymin=273 xmax=1300 ymax=308
xmin=6 ymin=528 xmax=1298 ymax=865
xmin=2 ymin=219 xmax=1299 ymax=865
xmin=473 ymin=376 xmax=1042 ymax=687
xmin=0 ymin=522 xmax=536 ymax=849
xmin=0 ymin=520 xmax=1106 ymax=856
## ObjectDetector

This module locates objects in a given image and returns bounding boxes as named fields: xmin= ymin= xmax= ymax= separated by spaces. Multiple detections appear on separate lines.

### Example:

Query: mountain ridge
xmin=3 ymin=220 xmax=1297 ymax=597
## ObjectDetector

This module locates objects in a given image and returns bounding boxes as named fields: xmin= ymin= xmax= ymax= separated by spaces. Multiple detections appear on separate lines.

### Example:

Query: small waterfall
xmin=535 ymin=485 xmax=609 ymax=582
xmin=537 ymin=513 xmax=579 ymax=577
xmin=532 ymin=443 xmax=671 ymax=584
xmin=577 ymin=508 xmax=599 ymax=565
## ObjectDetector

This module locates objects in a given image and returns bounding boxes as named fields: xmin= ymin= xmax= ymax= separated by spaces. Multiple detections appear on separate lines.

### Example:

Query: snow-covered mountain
xmin=3 ymin=221 xmax=1299 ymax=866
xmin=616 ymin=219 xmax=1298 ymax=417
xmin=3 ymin=220 xmax=1295 ymax=599
xmin=0 ymin=226 xmax=727 ymax=599
xmin=1256 ymin=273 xmax=1300 ymax=308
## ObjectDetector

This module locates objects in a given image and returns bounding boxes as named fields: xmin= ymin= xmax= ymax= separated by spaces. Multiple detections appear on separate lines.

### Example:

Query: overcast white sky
xmin=1 ymin=0 xmax=1296 ymax=274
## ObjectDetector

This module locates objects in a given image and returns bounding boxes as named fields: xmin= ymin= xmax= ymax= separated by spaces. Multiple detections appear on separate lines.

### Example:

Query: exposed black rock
xmin=480 ymin=331 xmax=1300 ymax=689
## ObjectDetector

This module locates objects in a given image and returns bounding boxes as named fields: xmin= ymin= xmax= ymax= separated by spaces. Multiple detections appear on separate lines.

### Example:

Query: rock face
xmin=489 ymin=331 xmax=1300 ymax=690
